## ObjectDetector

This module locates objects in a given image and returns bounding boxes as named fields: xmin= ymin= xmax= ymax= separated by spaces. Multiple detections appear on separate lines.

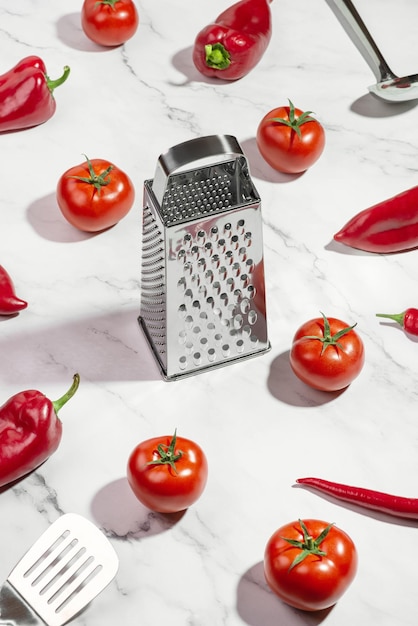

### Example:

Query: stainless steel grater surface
xmin=139 ymin=135 xmax=270 ymax=381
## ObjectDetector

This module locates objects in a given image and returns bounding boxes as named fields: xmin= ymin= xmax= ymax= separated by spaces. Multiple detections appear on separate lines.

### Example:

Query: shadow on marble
xmin=236 ymin=561 xmax=332 ymax=625
xmin=0 ymin=308 xmax=162 ymax=384
xmin=26 ymin=192 xmax=113 ymax=243
xmin=91 ymin=476 xmax=185 ymax=539
xmin=350 ymin=93 xmax=418 ymax=118
xmin=325 ymin=239 xmax=375 ymax=256
xmin=56 ymin=12 xmax=110 ymax=52
xmin=267 ymin=351 xmax=344 ymax=407
xmin=375 ymin=321 xmax=418 ymax=343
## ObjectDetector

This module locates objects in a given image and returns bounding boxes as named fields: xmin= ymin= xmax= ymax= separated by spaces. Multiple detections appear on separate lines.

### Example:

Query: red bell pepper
xmin=0 ymin=56 xmax=70 ymax=132
xmin=192 ymin=0 xmax=273 ymax=81
xmin=333 ymin=185 xmax=418 ymax=253
xmin=0 ymin=374 xmax=80 ymax=488
xmin=0 ymin=265 xmax=27 ymax=315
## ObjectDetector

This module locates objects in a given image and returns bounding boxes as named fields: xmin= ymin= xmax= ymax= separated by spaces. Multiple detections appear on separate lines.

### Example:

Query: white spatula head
xmin=5 ymin=513 xmax=119 ymax=626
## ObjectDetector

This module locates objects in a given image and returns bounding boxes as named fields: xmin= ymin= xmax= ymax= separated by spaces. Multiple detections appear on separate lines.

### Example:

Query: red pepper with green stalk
xmin=0 ymin=374 xmax=80 ymax=488
xmin=0 ymin=56 xmax=70 ymax=132
xmin=192 ymin=0 xmax=273 ymax=81
xmin=0 ymin=265 xmax=27 ymax=315
xmin=376 ymin=307 xmax=418 ymax=335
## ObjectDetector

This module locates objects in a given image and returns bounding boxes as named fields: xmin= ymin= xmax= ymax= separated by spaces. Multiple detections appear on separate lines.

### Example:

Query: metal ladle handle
xmin=327 ymin=0 xmax=395 ymax=83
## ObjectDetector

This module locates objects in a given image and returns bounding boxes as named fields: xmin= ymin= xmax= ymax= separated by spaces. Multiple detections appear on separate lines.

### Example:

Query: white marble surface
xmin=1 ymin=0 xmax=418 ymax=624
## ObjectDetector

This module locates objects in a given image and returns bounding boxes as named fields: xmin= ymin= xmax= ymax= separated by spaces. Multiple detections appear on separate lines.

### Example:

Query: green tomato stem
xmin=68 ymin=155 xmax=113 ymax=193
xmin=268 ymin=99 xmax=317 ymax=139
xmin=302 ymin=312 xmax=357 ymax=354
xmin=147 ymin=429 xmax=183 ymax=473
xmin=281 ymin=519 xmax=333 ymax=570
xmin=95 ymin=0 xmax=119 ymax=8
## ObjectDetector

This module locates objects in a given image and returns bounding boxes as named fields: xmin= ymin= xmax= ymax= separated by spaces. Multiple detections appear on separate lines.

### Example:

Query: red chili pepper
xmin=0 ymin=374 xmax=80 ymax=488
xmin=376 ymin=308 xmax=418 ymax=335
xmin=0 ymin=265 xmax=28 ymax=315
xmin=333 ymin=186 xmax=418 ymax=253
xmin=0 ymin=56 xmax=70 ymax=132
xmin=192 ymin=0 xmax=273 ymax=81
xmin=296 ymin=477 xmax=418 ymax=520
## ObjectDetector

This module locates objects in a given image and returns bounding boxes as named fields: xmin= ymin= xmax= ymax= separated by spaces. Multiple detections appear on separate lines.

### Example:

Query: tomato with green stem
xmin=127 ymin=430 xmax=208 ymax=513
xmin=289 ymin=312 xmax=365 ymax=391
xmin=56 ymin=155 xmax=135 ymax=232
xmin=81 ymin=0 xmax=139 ymax=47
xmin=264 ymin=519 xmax=358 ymax=611
xmin=256 ymin=99 xmax=325 ymax=174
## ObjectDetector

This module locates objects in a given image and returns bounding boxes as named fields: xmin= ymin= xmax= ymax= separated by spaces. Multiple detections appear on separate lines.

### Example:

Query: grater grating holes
xmin=175 ymin=217 xmax=261 ymax=371
xmin=161 ymin=173 xmax=233 ymax=225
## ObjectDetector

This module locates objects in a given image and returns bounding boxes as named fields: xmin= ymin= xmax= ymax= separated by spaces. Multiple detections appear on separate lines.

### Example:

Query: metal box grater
xmin=139 ymin=135 xmax=270 ymax=381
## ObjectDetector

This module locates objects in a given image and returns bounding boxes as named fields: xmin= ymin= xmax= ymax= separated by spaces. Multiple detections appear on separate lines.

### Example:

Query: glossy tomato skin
xmin=81 ymin=0 xmax=139 ymax=47
xmin=264 ymin=519 xmax=358 ymax=611
xmin=289 ymin=317 xmax=365 ymax=392
xmin=57 ymin=158 xmax=135 ymax=232
xmin=127 ymin=435 xmax=208 ymax=514
xmin=256 ymin=105 xmax=325 ymax=174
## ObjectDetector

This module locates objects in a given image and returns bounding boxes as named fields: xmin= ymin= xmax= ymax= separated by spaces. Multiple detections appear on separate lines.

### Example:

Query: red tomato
xmin=289 ymin=313 xmax=365 ymax=392
xmin=127 ymin=431 xmax=208 ymax=514
xmin=56 ymin=156 xmax=135 ymax=232
xmin=264 ymin=519 xmax=358 ymax=611
xmin=81 ymin=0 xmax=139 ymax=47
xmin=256 ymin=100 xmax=325 ymax=174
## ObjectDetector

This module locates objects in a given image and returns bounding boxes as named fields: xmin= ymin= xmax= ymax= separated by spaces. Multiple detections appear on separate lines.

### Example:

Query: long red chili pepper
xmin=0 ymin=374 xmax=80 ymax=488
xmin=0 ymin=265 xmax=27 ymax=315
xmin=297 ymin=477 xmax=418 ymax=520
xmin=0 ymin=56 xmax=70 ymax=132
xmin=376 ymin=308 xmax=418 ymax=336
xmin=192 ymin=0 xmax=273 ymax=81
xmin=333 ymin=185 xmax=418 ymax=253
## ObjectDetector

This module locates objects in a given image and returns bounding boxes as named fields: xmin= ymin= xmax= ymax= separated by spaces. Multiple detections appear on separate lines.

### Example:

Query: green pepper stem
xmin=205 ymin=43 xmax=231 ymax=70
xmin=376 ymin=312 xmax=404 ymax=327
xmin=53 ymin=374 xmax=80 ymax=415
xmin=46 ymin=66 xmax=71 ymax=94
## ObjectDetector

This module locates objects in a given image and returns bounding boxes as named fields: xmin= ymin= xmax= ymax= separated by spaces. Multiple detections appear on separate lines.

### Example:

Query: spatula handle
xmin=0 ymin=580 xmax=43 ymax=626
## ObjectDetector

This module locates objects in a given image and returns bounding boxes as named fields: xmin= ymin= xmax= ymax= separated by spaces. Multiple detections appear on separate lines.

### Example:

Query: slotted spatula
xmin=0 ymin=513 xmax=119 ymax=626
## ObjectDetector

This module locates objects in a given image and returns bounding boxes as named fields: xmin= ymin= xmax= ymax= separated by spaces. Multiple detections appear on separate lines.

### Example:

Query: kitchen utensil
xmin=139 ymin=134 xmax=270 ymax=381
xmin=327 ymin=0 xmax=418 ymax=102
xmin=0 ymin=513 xmax=119 ymax=626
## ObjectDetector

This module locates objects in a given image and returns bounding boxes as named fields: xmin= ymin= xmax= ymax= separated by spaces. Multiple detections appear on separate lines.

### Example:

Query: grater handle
xmin=152 ymin=135 xmax=245 ymax=205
